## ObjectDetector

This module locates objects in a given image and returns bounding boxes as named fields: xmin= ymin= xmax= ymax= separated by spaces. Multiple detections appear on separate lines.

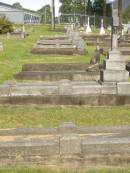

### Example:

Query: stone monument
xmin=100 ymin=19 xmax=106 ymax=35
xmin=100 ymin=0 xmax=129 ymax=83
xmin=86 ymin=17 xmax=92 ymax=34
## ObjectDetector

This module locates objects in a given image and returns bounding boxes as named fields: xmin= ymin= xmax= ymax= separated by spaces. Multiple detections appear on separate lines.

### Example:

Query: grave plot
xmin=31 ymin=31 xmax=86 ymax=55
xmin=82 ymin=34 xmax=110 ymax=46
xmin=14 ymin=63 xmax=99 ymax=81
xmin=0 ymin=123 xmax=130 ymax=168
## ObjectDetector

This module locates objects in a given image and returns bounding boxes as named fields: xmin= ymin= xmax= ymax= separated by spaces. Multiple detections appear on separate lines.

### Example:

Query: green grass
xmin=0 ymin=169 xmax=130 ymax=173
xmin=0 ymin=24 xmax=95 ymax=84
xmin=0 ymin=106 xmax=130 ymax=128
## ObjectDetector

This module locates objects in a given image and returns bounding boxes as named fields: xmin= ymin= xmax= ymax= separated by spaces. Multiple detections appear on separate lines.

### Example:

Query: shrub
xmin=0 ymin=16 xmax=13 ymax=34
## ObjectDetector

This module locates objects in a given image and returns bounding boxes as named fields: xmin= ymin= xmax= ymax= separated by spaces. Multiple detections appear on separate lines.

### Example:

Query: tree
xmin=12 ymin=2 xmax=22 ymax=9
xmin=87 ymin=0 xmax=93 ymax=15
xmin=59 ymin=0 xmax=74 ymax=14
xmin=0 ymin=16 xmax=13 ymax=34
xmin=38 ymin=5 xmax=51 ymax=24
xmin=103 ymin=0 xmax=106 ymax=27
xmin=123 ymin=5 xmax=130 ymax=23
xmin=118 ymin=0 xmax=122 ymax=28
xmin=93 ymin=0 xmax=111 ymax=17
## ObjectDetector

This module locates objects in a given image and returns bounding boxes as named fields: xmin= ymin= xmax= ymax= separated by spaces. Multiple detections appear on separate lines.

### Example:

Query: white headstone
xmin=100 ymin=19 xmax=106 ymax=35
xmin=86 ymin=17 xmax=92 ymax=34
xmin=71 ymin=23 xmax=74 ymax=30
xmin=22 ymin=25 xmax=25 ymax=33
xmin=0 ymin=42 xmax=3 ymax=52
xmin=7 ymin=32 xmax=10 ymax=39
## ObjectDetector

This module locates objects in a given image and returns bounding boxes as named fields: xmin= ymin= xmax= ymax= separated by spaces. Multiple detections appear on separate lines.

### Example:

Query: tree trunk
xmin=87 ymin=0 xmax=91 ymax=15
xmin=118 ymin=0 xmax=122 ymax=29
xmin=103 ymin=0 xmax=106 ymax=28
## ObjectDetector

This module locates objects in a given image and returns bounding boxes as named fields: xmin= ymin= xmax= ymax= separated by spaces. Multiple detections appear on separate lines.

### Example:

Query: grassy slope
xmin=0 ymin=169 xmax=129 ymax=173
xmin=0 ymin=25 xmax=94 ymax=84
xmin=0 ymin=106 xmax=130 ymax=128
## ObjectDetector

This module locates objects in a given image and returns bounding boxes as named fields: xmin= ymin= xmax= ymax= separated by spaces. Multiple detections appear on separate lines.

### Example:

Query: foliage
xmin=38 ymin=5 xmax=51 ymax=24
xmin=59 ymin=0 xmax=112 ymax=17
xmin=123 ymin=5 xmax=130 ymax=23
xmin=93 ymin=0 xmax=112 ymax=17
xmin=0 ymin=106 xmax=130 ymax=128
xmin=59 ymin=0 xmax=93 ymax=15
xmin=0 ymin=17 xmax=13 ymax=34
xmin=12 ymin=2 xmax=23 ymax=9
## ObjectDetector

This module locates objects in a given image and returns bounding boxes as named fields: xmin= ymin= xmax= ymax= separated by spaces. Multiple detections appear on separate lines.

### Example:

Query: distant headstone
xmin=0 ymin=42 xmax=3 ymax=52
xmin=7 ymin=32 xmax=10 ymax=39
xmin=90 ymin=39 xmax=100 ymax=64
xmin=22 ymin=25 xmax=25 ymax=33
xmin=100 ymin=19 xmax=106 ymax=35
xmin=86 ymin=17 xmax=92 ymax=34
xmin=70 ymin=23 xmax=74 ymax=30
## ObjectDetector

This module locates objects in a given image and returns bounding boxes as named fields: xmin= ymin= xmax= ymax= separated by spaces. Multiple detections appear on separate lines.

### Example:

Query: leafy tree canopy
xmin=38 ymin=5 xmax=51 ymax=24
xmin=123 ymin=5 xmax=130 ymax=23
xmin=12 ymin=2 xmax=23 ymax=9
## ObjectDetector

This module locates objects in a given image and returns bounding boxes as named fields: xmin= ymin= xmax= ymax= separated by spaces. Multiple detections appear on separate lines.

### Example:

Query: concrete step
xmin=14 ymin=71 xmax=99 ymax=81
xmin=120 ymin=47 xmax=130 ymax=55
xmin=22 ymin=63 xmax=92 ymax=72
xmin=37 ymin=40 xmax=72 ymax=45
xmin=0 ymin=81 xmax=130 ymax=106
xmin=31 ymin=45 xmax=76 ymax=55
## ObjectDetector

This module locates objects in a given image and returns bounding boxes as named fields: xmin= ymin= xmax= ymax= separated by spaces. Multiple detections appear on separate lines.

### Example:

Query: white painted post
xmin=100 ymin=19 xmax=106 ymax=35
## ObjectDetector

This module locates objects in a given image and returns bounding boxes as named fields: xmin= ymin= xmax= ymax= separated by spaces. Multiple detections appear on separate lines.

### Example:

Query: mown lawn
xmin=0 ymin=169 xmax=130 ymax=173
xmin=0 ymin=24 xmax=95 ymax=84
xmin=0 ymin=106 xmax=130 ymax=128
